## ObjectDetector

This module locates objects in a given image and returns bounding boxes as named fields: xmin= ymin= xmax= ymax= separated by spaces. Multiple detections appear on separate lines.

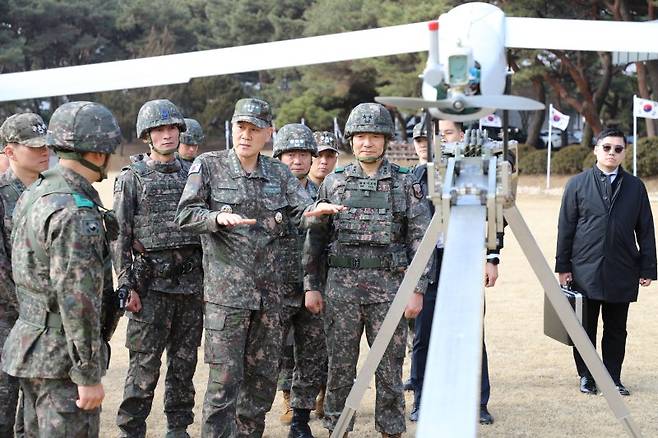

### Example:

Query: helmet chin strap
xmin=56 ymin=150 xmax=110 ymax=181
xmin=148 ymin=133 xmax=177 ymax=156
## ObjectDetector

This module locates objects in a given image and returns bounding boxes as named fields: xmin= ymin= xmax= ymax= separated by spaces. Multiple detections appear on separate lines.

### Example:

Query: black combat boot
xmin=288 ymin=408 xmax=314 ymax=438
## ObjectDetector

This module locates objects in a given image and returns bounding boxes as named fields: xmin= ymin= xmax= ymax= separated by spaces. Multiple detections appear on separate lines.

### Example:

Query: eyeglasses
xmin=600 ymin=144 xmax=625 ymax=154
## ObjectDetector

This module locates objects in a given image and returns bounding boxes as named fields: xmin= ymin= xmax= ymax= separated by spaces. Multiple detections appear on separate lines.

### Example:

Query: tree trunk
xmin=582 ymin=124 xmax=594 ymax=148
xmin=637 ymin=62 xmax=657 ymax=137
xmin=526 ymin=77 xmax=545 ymax=146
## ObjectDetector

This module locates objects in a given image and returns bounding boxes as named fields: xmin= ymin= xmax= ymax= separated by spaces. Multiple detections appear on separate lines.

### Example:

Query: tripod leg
xmin=504 ymin=205 xmax=643 ymax=438
xmin=416 ymin=205 xmax=486 ymax=438
xmin=330 ymin=210 xmax=443 ymax=438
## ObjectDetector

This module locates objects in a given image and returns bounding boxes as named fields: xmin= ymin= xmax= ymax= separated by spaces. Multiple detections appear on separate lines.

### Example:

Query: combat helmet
xmin=413 ymin=122 xmax=428 ymax=140
xmin=273 ymin=123 xmax=318 ymax=158
xmin=180 ymin=118 xmax=205 ymax=145
xmin=344 ymin=103 xmax=394 ymax=139
xmin=47 ymin=101 xmax=122 ymax=180
xmin=136 ymin=99 xmax=186 ymax=140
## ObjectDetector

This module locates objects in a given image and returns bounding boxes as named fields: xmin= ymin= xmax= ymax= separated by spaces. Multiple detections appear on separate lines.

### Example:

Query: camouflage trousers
xmin=277 ymin=302 xmax=328 ymax=409
xmin=0 ymin=324 xmax=20 ymax=436
xmin=202 ymin=302 xmax=283 ymax=438
xmin=323 ymin=299 xmax=407 ymax=435
xmin=20 ymin=377 xmax=99 ymax=437
xmin=117 ymin=290 xmax=203 ymax=438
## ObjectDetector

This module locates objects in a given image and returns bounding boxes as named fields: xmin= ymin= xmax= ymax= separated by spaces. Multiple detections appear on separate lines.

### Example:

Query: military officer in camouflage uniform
xmin=308 ymin=131 xmax=339 ymax=188
xmin=114 ymin=99 xmax=204 ymax=438
xmin=175 ymin=98 xmax=344 ymax=438
xmin=1 ymin=101 xmax=122 ymax=437
xmin=0 ymin=112 xmax=50 ymax=436
xmin=177 ymin=117 xmax=205 ymax=169
xmin=304 ymin=103 xmax=431 ymax=438
xmin=273 ymin=124 xmax=327 ymax=438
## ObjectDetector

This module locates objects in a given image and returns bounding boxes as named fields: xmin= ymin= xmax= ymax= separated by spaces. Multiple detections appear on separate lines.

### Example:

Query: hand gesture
xmin=217 ymin=212 xmax=257 ymax=227
xmin=303 ymin=202 xmax=347 ymax=217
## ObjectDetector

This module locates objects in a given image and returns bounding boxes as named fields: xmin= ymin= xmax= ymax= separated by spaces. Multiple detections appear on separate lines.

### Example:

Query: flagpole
xmin=633 ymin=95 xmax=638 ymax=176
xmin=547 ymin=104 xmax=553 ymax=190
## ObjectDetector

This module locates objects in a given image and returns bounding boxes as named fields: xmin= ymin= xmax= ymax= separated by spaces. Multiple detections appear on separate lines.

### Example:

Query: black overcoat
xmin=555 ymin=165 xmax=657 ymax=302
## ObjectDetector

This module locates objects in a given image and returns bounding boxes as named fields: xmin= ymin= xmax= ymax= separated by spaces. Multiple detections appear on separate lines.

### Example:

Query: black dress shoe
xmin=479 ymin=405 xmax=494 ymax=425
xmin=615 ymin=382 xmax=630 ymax=396
xmin=579 ymin=376 xmax=598 ymax=395
xmin=403 ymin=379 xmax=414 ymax=391
xmin=409 ymin=404 xmax=419 ymax=422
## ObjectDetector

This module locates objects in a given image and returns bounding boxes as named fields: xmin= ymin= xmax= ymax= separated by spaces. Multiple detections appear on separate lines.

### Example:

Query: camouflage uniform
xmin=273 ymin=125 xmax=328 ymax=420
xmin=303 ymin=103 xmax=431 ymax=435
xmin=0 ymin=112 xmax=47 ymax=436
xmin=1 ymin=101 xmax=122 ymax=437
xmin=175 ymin=98 xmax=316 ymax=438
xmin=114 ymin=100 xmax=203 ymax=438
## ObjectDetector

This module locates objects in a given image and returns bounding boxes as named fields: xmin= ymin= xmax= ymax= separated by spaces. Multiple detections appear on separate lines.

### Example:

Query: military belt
xmin=328 ymin=255 xmax=391 ymax=269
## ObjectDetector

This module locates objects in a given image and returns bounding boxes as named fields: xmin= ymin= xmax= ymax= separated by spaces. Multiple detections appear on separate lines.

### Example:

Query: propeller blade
xmin=0 ymin=22 xmax=428 ymax=102
xmin=375 ymin=96 xmax=451 ymax=110
xmin=463 ymin=95 xmax=545 ymax=111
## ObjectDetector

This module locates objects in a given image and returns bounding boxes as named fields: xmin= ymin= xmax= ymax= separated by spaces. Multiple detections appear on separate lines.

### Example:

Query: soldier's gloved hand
xmin=303 ymin=202 xmax=347 ymax=217
xmin=404 ymin=292 xmax=423 ymax=319
xmin=125 ymin=290 xmax=142 ymax=313
xmin=305 ymin=290 xmax=324 ymax=314
xmin=216 ymin=212 xmax=257 ymax=227
xmin=76 ymin=383 xmax=105 ymax=410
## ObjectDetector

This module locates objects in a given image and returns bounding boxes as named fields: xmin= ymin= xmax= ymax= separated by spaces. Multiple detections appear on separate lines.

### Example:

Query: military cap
xmin=0 ymin=113 xmax=48 ymax=150
xmin=313 ymin=131 xmax=339 ymax=154
xmin=413 ymin=122 xmax=428 ymax=139
xmin=231 ymin=98 xmax=272 ymax=129
xmin=273 ymin=123 xmax=317 ymax=158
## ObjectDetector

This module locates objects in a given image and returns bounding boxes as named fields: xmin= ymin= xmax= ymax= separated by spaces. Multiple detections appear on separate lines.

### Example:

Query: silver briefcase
xmin=543 ymin=285 xmax=587 ymax=346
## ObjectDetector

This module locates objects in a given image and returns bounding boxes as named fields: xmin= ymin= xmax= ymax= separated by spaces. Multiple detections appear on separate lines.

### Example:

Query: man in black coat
xmin=556 ymin=127 xmax=656 ymax=396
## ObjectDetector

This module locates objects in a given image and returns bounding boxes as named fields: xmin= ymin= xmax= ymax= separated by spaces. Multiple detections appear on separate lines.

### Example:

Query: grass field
xmin=92 ymin=155 xmax=658 ymax=437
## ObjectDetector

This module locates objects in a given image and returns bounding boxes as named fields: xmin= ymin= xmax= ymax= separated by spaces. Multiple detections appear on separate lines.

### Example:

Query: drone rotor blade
xmin=463 ymin=95 xmax=545 ymax=111
xmin=375 ymin=96 xmax=455 ymax=110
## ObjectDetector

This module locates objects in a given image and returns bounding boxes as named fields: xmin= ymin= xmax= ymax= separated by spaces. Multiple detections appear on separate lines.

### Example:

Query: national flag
xmin=479 ymin=114 xmax=502 ymax=128
xmin=549 ymin=106 xmax=570 ymax=131
xmin=634 ymin=96 xmax=658 ymax=119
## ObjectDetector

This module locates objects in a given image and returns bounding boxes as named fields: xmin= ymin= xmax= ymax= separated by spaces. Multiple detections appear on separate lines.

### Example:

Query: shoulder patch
xmin=412 ymin=183 xmax=424 ymax=199
xmin=334 ymin=166 xmax=345 ymax=173
xmin=72 ymin=193 xmax=94 ymax=208
xmin=81 ymin=218 xmax=102 ymax=236
xmin=188 ymin=161 xmax=202 ymax=174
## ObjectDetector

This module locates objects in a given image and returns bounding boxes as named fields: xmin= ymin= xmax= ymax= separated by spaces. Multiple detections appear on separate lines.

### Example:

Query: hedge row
xmin=517 ymin=137 xmax=658 ymax=177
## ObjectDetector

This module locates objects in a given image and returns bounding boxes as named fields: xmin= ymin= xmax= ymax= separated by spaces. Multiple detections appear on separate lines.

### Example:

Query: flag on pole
xmin=634 ymin=96 xmax=658 ymax=119
xmin=333 ymin=117 xmax=343 ymax=140
xmin=549 ymin=106 xmax=570 ymax=131
xmin=479 ymin=114 xmax=502 ymax=128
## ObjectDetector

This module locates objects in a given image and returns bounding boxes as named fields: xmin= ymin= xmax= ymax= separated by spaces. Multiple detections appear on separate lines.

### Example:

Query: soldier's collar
xmin=347 ymin=159 xmax=391 ymax=180
xmin=0 ymin=167 xmax=26 ymax=193
xmin=58 ymin=164 xmax=103 ymax=207
xmin=228 ymin=149 xmax=269 ymax=180
xmin=145 ymin=155 xmax=181 ymax=174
